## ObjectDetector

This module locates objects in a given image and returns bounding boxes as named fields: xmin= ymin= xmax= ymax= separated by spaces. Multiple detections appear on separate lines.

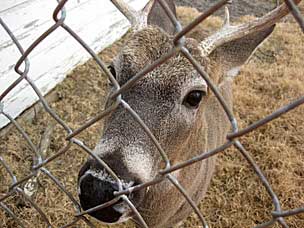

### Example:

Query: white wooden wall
xmin=0 ymin=0 xmax=148 ymax=129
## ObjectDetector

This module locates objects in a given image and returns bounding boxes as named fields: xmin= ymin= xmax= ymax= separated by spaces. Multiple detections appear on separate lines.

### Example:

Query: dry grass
xmin=0 ymin=6 xmax=303 ymax=228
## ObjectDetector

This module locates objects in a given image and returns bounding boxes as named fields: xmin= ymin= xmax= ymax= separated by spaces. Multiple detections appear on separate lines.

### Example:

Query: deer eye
xmin=183 ymin=90 xmax=206 ymax=108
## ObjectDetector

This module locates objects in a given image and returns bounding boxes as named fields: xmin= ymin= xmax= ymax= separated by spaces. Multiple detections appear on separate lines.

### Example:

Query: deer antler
xmin=200 ymin=0 xmax=303 ymax=56
xmin=110 ymin=0 xmax=157 ymax=30
xmin=110 ymin=0 xmax=139 ymax=26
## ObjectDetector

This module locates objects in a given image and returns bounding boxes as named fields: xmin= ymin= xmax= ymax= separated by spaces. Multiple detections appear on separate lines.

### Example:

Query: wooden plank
xmin=0 ymin=0 xmax=31 ymax=13
xmin=0 ymin=0 xmax=148 ymax=129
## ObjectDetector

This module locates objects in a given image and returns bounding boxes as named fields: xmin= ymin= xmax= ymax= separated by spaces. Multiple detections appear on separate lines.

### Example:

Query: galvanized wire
xmin=0 ymin=0 xmax=303 ymax=228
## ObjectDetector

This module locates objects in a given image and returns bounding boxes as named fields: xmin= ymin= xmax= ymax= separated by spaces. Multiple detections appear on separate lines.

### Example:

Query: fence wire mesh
xmin=0 ymin=0 xmax=303 ymax=228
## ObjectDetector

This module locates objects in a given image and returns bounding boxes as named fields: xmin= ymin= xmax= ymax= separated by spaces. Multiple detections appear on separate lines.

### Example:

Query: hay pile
xmin=0 ymin=7 xmax=303 ymax=228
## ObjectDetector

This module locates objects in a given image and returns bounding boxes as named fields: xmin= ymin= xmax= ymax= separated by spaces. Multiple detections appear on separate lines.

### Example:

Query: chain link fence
xmin=0 ymin=0 xmax=303 ymax=227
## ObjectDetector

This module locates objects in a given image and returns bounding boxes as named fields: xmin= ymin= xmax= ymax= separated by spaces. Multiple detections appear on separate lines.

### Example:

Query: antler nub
xmin=110 ymin=0 xmax=139 ymax=27
xmin=111 ymin=0 xmax=158 ymax=30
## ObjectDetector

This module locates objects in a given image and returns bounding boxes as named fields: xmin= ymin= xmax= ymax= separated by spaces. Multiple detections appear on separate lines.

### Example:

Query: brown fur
xmin=107 ymin=28 xmax=231 ymax=227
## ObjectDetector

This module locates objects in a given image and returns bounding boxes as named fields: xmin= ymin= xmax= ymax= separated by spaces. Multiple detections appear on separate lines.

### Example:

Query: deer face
xmin=77 ymin=0 xmax=299 ymax=226
xmin=78 ymin=27 xmax=212 ymax=225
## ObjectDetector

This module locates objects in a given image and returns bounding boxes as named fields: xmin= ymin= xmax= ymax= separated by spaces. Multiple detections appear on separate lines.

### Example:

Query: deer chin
xmin=113 ymin=202 xmax=131 ymax=215
xmin=91 ymin=202 xmax=131 ymax=225
xmin=112 ymin=203 xmax=132 ymax=223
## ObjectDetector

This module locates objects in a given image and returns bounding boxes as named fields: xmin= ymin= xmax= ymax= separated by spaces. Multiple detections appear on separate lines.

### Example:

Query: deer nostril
xmin=80 ymin=174 xmax=114 ymax=201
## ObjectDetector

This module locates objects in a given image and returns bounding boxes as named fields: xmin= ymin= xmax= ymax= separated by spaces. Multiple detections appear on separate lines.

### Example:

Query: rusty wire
xmin=0 ymin=0 xmax=303 ymax=228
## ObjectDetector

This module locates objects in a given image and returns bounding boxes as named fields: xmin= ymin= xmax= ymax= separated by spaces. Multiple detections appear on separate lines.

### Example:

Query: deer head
xmin=78 ymin=0 xmax=301 ymax=227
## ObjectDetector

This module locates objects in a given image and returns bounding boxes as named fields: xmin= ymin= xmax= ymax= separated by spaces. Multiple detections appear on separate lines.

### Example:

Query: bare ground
xmin=0 ymin=4 xmax=304 ymax=228
xmin=176 ymin=0 xmax=298 ymax=22
xmin=176 ymin=0 xmax=278 ymax=19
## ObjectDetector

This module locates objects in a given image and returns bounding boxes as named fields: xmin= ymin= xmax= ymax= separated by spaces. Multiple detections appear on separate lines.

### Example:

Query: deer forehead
xmin=115 ymin=26 xmax=209 ymax=91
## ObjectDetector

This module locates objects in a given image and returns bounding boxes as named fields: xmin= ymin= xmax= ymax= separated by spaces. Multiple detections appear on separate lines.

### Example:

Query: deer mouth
xmin=83 ymin=197 xmax=132 ymax=224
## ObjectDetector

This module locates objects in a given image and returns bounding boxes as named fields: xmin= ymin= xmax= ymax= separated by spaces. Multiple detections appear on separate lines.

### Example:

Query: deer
xmin=77 ymin=0 xmax=302 ymax=227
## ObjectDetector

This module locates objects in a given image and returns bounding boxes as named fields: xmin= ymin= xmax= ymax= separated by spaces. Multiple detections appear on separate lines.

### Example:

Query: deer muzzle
xmin=78 ymin=165 xmax=136 ymax=223
xmin=77 ymin=145 xmax=153 ymax=224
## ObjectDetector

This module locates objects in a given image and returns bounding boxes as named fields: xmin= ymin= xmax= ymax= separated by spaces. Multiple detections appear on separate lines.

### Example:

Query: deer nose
xmin=78 ymin=172 xmax=122 ymax=223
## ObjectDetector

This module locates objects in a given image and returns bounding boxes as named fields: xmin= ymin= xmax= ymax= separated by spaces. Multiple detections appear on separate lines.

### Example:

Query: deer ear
xmin=145 ymin=0 xmax=177 ymax=35
xmin=209 ymin=25 xmax=275 ymax=77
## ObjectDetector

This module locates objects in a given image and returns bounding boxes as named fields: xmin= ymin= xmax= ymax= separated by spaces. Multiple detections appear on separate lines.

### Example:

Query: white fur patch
xmin=123 ymin=145 xmax=153 ymax=183
xmin=78 ymin=169 xmax=134 ymax=195
xmin=87 ymin=169 xmax=134 ymax=186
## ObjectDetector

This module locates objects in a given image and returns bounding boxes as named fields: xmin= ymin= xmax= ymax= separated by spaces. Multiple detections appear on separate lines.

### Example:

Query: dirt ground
xmin=176 ymin=0 xmax=278 ymax=19
xmin=0 ymin=3 xmax=304 ymax=228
